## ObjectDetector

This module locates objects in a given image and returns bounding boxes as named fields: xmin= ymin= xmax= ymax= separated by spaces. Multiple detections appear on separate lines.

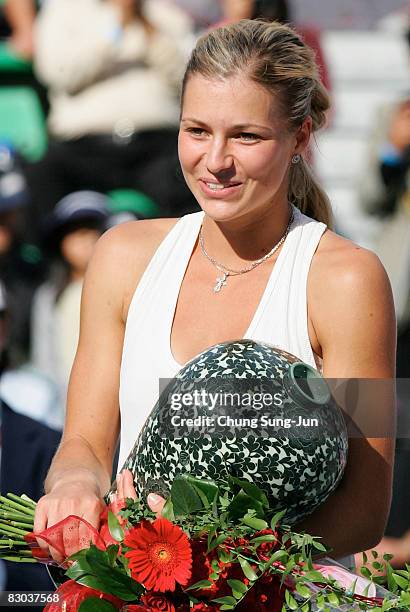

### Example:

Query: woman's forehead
xmin=181 ymin=74 xmax=283 ymax=125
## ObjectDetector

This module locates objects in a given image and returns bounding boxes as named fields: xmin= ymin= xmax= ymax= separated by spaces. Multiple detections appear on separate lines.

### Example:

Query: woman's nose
xmin=205 ymin=139 xmax=234 ymax=175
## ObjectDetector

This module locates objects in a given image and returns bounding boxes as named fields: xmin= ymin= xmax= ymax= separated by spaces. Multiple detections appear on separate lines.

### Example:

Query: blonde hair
xmin=181 ymin=19 xmax=332 ymax=226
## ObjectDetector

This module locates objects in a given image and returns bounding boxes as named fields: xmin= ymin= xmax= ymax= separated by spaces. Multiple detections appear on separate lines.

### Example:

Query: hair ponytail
xmin=289 ymin=158 xmax=333 ymax=227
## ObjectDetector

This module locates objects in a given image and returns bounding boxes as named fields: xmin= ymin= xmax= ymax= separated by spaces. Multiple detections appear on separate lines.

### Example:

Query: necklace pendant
xmin=214 ymin=272 xmax=227 ymax=293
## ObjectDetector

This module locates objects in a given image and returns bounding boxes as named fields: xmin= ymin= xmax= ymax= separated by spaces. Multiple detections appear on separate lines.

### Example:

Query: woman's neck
xmin=200 ymin=201 xmax=293 ymax=267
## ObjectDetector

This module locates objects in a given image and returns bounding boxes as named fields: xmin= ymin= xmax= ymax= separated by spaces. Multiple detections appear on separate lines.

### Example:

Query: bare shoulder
xmin=85 ymin=217 xmax=179 ymax=320
xmin=308 ymin=230 xmax=396 ymax=376
xmin=95 ymin=217 xmax=178 ymax=263
xmin=310 ymin=229 xmax=391 ymax=294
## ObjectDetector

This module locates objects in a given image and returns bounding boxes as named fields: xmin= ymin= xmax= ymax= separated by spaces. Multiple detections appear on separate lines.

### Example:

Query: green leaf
xmin=76 ymin=575 xmax=138 ymax=601
xmin=212 ymin=596 xmax=237 ymax=606
xmin=228 ymin=491 xmax=264 ymax=520
xmin=360 ymin=566 xmax=372 ymax=580
xmin=270 ymin=510 xmax=286 ymax=529
xmin=240 ymin=516 xmax=268 ymax=530
xmin=392 ymin=573 xmax=409 ymax=589
xmin=228 ymin=476 xmax=269 ymax=507
xmin=185 ymin=579 xmax=213 ymax=591
xmin=207 ymin=532 xmax=228 ymax=553
xmin=65 ymin=560 xmax=88 ymax=581
xmin=81 ymin=546 xmax=143 ymax=600
xmin=191 ymin=485 xmax=211 ymax=509
xmin=302 ymin=570 xmax=326 ymax=582
xmin=326 ymin=591 xmax=340 ymax=606
xmin=312 ymin=540 xmax=327 ymax=552
xmin=250 ymin=534 xmax=277 ymax=544
xmin=295 ymin=582 xmax=311 ymax=599
xmin=107 ymin=511 xmax=124 ymax=543
xmin=238 ymin=556 xmax=258 ymax=581
xmin=78 ymin=598 xmax=117 ymax=612
xmin=285 ymin=589 xmax=298 ymax=610
xmin=264 ymin=549 xmax=288 ymax=569
xmin=186 ymin=475 xmax=219 ymax=505
xmin=227 ymin=579 xmax=247 ymax=595
xmin=171 ymin=478 xmax=203 ymax=516
xmin=66 ymin=550 xmax=94 ymax=576
xmin=218 ymin=547 xmax=232 ymax=564
xmin=161 ymin=498 xmax=175 ymax=521
xmin=106 ymin=544 xmax=119 ymax=567
xmin=386 ymin=561 xmax=395 ymax=592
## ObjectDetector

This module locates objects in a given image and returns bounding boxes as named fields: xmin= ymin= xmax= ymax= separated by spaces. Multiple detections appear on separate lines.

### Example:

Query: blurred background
xmin=0 ymin=0 xmax=409 ymax=594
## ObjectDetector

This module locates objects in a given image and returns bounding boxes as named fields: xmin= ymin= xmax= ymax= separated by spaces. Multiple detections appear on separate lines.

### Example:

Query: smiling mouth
xmin=202 ymin=180 xmax=242 ymax=190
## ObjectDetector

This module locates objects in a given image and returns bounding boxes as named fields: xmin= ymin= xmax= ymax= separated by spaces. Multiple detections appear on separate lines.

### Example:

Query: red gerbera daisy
xmin=124 ymin=518 xmax=192 ymax=592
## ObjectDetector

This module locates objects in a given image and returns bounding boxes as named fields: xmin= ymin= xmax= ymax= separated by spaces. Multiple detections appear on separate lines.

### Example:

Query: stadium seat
xmin=0 ymin=41 xmax=32 ymax=73
xmin=108 ymin=188 xmax=161 ymax=219
xmin=0 ymin=86 xmax=47 ymax=161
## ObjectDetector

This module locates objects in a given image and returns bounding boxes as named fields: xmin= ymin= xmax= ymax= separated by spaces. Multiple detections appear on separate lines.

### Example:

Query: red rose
xmin=141 ymin=593 xmax=176 ymax=611
xmin=120 ymin=606 xmax=151 ymax=611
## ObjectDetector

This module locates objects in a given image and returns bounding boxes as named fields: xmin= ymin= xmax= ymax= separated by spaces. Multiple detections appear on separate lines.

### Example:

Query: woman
xmin=34 ymin=20 xmax=396 ymax=564
xmin=31 ymin=191 xmax=110 ymax=425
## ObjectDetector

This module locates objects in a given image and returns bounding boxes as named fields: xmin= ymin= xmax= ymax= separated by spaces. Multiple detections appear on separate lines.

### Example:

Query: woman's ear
xmin=294 ymin=116 xmax=312 ymax=155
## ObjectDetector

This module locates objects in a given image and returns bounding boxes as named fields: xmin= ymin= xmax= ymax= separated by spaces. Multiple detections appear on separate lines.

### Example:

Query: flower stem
xmin=18 ymin=494 xmax=37 ymax=508
xmin=0 ymin=524 xmax=28 ymax=537
xmin=1 ymin=556 xmax=37 ymax=563
xmin=0 ymin=496 xmax=35 ymax=516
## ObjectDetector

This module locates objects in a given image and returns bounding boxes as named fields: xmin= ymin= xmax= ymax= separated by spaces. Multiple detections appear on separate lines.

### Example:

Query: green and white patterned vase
xmin=118 ymin=340 xmax=348 ymax=525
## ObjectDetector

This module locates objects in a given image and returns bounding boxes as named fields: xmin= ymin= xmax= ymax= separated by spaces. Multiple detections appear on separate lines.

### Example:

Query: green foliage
xmin=78 ymin=598 xmax=117 ymax=612
xmin=66 ymin=545 xmax=143 ymax=601
xmin=5 ymin=483 xmax=410 ymax=611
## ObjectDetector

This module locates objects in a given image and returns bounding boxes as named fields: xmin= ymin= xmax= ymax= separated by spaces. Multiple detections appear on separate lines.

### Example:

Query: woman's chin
xmin=196 ymin=195 xmax=248 ymax=222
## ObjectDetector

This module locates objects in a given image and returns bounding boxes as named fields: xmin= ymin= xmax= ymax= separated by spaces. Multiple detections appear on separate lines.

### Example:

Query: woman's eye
xmin=186 ymin=127 xmax=206 ymax=137
xmin=237 ymin=132 xmax=260 ymax=142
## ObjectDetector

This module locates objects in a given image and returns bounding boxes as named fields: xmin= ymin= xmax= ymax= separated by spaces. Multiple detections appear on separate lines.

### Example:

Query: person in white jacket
xmin=24 ymin=0 xmax=198 ymax=241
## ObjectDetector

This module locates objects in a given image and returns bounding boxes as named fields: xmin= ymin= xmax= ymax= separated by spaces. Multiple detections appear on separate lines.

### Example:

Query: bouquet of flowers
xmin=0 ymin=476 xmax=408 ymax=612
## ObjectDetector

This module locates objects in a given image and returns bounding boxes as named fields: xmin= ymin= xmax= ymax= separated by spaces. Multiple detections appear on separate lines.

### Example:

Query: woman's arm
xmin=34 ymin=219 xmax=175 ymax=560
xmin=297 ymin=238 xmax=396 ymax=558
xmin=33 ymin=225 xmax=134 ymax=557
xmin=3 ymin=0 xmax=35 ymax=58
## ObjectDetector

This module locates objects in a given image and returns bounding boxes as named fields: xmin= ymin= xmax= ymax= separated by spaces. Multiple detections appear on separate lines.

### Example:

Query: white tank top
xmin=118 ymin=206 xmax=327 ymax=467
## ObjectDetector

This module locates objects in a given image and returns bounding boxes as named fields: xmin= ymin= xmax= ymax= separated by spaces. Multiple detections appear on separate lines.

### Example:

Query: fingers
xmin=116 ymin=470 xmax=137 ymax=501
xmin=147 ymin=493 xmax=166 ymax=517
xmin=121 ymin=470 xmax=137 ymax=500
xmin=33 ymin=498 xmax=49 ymax=553
xmin=32 ymin=486 xmax=104 ymax=565
xmin=117 ymin=472 xmax=124 ymax=500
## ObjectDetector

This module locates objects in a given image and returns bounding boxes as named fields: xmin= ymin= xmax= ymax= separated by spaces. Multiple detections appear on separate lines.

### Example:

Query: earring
xmin=291 ymin=154 xmax=301 ymax=164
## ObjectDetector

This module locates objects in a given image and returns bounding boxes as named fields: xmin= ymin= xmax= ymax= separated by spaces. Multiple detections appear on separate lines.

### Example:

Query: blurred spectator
xmin=0 ymin=279 xmax=61 ymax=593
xmin=359 ymin=97 xmax=410 ymax=374
xmin=357 ymin=96 xmax=410 ymax=571
xmin=221 ymin=0 xmax=289 ymax=22
xmin=0 ymin=143 xmax=44 ymax=366
xmin=170 ymin=0 xmax=221 ymax=30
xmin=24 ymin=0 xmax=198 ymax=242
xmin=1 ymin=0 xmax=36 ymax=59
xmin=31 ymin=191 xmax=109 ymax=413
xmin=216 ymin=0 xmax=331 ymax=92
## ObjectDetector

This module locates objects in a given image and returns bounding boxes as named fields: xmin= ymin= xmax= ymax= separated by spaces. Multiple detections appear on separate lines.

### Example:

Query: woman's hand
xmin=147 ymin=492 xmax=166 ymax=516
xmin=115 ymin=469 xmax=166 ymax=516
xmin=33 ymin=478 xmax=105 ymax=564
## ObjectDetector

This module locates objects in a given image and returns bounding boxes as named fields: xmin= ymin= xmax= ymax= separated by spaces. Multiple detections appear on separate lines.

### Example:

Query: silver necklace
xmin=199 ymin=208 xmax=294 ymax=293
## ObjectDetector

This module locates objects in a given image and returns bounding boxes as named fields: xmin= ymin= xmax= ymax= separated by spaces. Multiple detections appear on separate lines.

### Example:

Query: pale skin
xmin=34 ymin=74 xmax=396 ymax=563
